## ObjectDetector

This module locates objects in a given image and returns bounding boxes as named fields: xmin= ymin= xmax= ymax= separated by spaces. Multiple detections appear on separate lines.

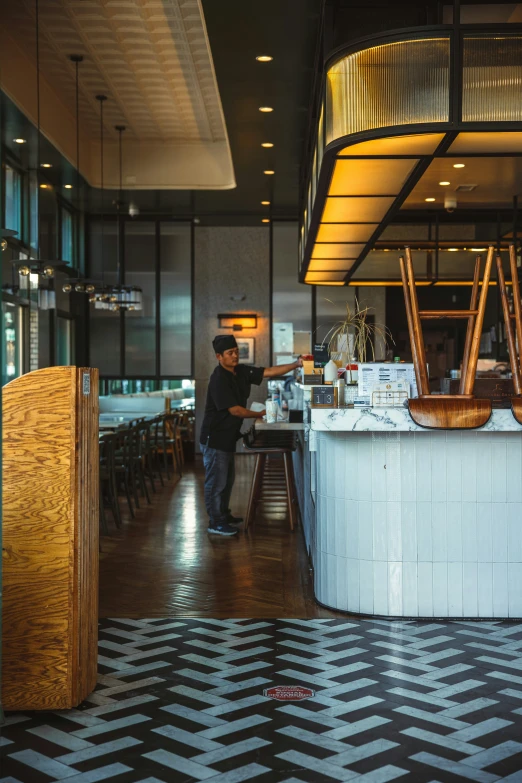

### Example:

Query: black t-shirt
xmin=200 ymin=363 xmax=265 ymax=452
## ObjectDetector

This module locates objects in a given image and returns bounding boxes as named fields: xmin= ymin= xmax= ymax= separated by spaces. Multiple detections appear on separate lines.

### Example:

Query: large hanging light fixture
xmin=93 ymin=120 xmax=142 ymax=311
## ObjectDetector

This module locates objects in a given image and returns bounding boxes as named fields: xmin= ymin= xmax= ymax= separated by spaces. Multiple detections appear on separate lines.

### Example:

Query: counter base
xmin=313 ymin=429 xmax=522 ymax=619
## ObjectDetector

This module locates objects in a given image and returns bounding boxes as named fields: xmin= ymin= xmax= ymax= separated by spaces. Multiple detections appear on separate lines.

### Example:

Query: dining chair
xmin=400 ymin=244 xmax=493 ymax=429
xmin=99 ymin=434 xmax=122 ymax=531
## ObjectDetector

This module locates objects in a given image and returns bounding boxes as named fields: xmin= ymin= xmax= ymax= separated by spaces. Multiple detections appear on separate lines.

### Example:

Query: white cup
xmin=266 ymin=400 xmax=277 ymax=423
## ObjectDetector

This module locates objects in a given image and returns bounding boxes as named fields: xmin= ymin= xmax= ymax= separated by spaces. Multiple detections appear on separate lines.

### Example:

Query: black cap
xmin=212 ymin=335 xmax=238 ymax=354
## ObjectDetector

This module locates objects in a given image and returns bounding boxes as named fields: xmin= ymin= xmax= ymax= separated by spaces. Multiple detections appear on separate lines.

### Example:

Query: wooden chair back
xmin=400 ymin=245 xmax=493 ymax=428
xmin=496 ymin=244 xmax=522 ymax=423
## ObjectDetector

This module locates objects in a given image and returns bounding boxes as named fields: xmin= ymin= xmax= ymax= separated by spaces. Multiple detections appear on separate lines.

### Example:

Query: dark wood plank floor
xmin=99 ymin=455 xmax=342 ymax=619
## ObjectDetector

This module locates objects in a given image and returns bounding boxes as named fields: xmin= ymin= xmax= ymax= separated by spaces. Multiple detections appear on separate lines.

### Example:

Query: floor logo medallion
xmin=264 ymin=684 xmax=315 ymax=701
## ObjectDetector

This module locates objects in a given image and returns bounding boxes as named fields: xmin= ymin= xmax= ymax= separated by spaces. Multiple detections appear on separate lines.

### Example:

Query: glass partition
xmin=160 ymin=222 xmax=191 ymax=376
xmin=125 ymin=222 xmax=156 ymax=376
xmin=88 ymin=220 xmax=120 ymax=375
xmin=463 ymin=35 xmax=522 ymax=122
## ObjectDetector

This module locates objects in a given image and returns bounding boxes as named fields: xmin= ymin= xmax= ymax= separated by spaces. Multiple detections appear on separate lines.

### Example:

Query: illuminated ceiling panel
xmin=316 ymin=223 xmax=378 ymax=242
xmin=404 ymin=155 xmax=522 ymax=209
xmin=308 ymin=259 xmax=356 ymax=272
xmin=311 ymin=243 xmax=366 ymax=259
xmin=329 ymin=158 xmax=419 ymax=195
xmin=321 ymin=196 xmax=395 ymax=223
xmin=305 ymin=272 xmax=346 ymax=282
xmin=449 ymin=132 xmax=522 ymax=154
xmin=337 ymin=133 xmax=445 ymax=157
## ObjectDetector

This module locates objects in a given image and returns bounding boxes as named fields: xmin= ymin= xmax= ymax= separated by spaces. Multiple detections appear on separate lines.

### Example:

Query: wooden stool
xmin=400 ymin=245 xmax=493 ymax=429
xmin=496 ymin=244 xmax=522 ymax=424
xmin=243 ymin=428 xmax=298 ymax=531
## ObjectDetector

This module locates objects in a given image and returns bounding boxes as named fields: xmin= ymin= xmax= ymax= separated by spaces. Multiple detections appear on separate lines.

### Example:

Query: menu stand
xmin=496 ymin=244 xmax=522 ymax=425
xmin=400 ymin=245 xmax=493 ymax=429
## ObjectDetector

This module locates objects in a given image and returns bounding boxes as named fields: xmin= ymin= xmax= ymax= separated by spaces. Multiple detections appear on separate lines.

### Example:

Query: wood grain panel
xmin=408 ymin=396 xmax=492 ymax=429
xmin=2 ymin=366 xmax=99 ymax=710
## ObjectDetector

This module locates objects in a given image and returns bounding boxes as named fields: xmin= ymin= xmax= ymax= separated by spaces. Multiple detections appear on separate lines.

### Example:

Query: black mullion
xmin=119 ymin=219 xmax=125 ymax=378
xmin=155 ymin=220 xmax=160 ymax=380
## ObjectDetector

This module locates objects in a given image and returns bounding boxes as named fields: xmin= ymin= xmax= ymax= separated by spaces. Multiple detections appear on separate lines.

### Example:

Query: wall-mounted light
xmin=218 ymin=313 xmax=258 ymax=331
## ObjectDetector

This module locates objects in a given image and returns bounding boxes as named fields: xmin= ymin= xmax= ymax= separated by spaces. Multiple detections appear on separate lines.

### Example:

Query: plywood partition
xmin=2 ymin=366 xmax=99 ymax=710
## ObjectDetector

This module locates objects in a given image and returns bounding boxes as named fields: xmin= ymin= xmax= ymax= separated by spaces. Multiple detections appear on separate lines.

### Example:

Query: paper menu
xmin=358 ymin=363 xmax=419 ymax=405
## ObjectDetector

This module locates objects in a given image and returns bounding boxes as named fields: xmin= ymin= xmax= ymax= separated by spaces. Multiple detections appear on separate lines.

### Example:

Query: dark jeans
xmin=201 ymin=444 xmax=235 ymax=525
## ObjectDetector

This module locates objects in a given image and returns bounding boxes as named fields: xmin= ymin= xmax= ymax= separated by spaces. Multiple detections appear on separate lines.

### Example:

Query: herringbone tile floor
xmin=4 ymin=617 xmax=522 ymax=782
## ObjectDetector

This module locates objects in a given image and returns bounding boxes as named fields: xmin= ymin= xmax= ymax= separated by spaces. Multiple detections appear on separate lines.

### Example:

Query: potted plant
xmin=321 ymin=298 xmax=392 ymax=403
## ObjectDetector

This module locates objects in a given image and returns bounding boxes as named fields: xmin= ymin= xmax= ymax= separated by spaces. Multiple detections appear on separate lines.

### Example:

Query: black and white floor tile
xmin=3 ymin=618 xmax=522 ymax=782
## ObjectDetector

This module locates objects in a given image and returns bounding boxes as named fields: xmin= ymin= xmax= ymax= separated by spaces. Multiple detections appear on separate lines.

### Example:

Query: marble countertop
xmin=311 ymin=406 xmax=522 ymax=432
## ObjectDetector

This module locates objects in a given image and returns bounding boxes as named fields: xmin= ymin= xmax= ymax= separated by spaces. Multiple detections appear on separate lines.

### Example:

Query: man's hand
xmin=296 ymin=356 xmax=303 ymax=368
xmin=257 ymin=409 xmax=266 ymax=419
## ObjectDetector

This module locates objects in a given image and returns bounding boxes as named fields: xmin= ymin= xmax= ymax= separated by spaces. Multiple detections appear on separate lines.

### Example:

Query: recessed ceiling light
xmin=453 ymin=163 xmax=465 ymax=168
xmin=64 ymin=184 xmax=73 ymax=189
xmin=264 ymin=170 xmax=275 ymax=175
xmin=39 ymin=184 xmax=49 ymax=189
xmin=262 ymin=218 xmax=270 ymax=223
xmin=425 ymin=197 xmax=436 ymax=202
xmin=41 ymin=163 xmax=52 ymax=168
xmin=261 ymin=142 xmax=274 ymax=148
xmin=256 ymin=55 xmax=273 ymax=62
xmin=13 ymin=138 xmax=26 ymax=144
xmin=259 ymin=107 xmax=273 ymax=112
xmin=448 ymin=247 xmax=458 ymax=251
xmin=439 ymin=181 xmax=450 ymax=186
xmin=261 ymin=200 xmax=270 ymax=205
xmin=471 ymin=247 xmax=487 ymax=252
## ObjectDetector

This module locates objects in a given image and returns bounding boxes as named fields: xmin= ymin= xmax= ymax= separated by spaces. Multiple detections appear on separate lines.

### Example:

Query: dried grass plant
xmin=320 ymin=298 xmax=393 ymax=381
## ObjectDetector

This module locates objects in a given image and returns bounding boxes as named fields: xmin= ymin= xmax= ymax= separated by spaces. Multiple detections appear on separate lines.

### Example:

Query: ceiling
xmin=0 ymin=0 xmax=235 ymax=189
xmin=0 ymin=0 xmax=322 ymax=222
xmin=405 ymin=157 xmax=522 ymax=210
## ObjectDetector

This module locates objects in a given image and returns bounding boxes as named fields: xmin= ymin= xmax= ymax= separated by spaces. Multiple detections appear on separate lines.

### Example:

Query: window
xmin=5 ymin=164 xmax=21 ymax=237
xmin=61 ymin=206 xmax=74 ymax=264
xmin=88 ymin=219 xmax=193 ymax=378
xmin=56 ymin=316 xmax=74 ymax=365
xmin=2 ymin=302 xmax=22 ymax=385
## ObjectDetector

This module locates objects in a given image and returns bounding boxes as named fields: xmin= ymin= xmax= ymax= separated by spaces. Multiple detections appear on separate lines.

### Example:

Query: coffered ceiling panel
xmin=0 ymin=0 xmax=235 ymax=189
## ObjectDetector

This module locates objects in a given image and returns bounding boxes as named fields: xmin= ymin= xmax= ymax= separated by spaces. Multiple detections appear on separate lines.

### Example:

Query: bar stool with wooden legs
xmin=400 ymin=244 xmax=494 ymax=429
xmin=496 ymin=244 xmax=522 ymax=424
xmin=243 ymin=426 xmax=298 ymax=531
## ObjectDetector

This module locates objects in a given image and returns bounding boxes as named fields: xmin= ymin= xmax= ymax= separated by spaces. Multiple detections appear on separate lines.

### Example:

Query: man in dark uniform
xmin=200 ymin=335 xmax=302 ymax=536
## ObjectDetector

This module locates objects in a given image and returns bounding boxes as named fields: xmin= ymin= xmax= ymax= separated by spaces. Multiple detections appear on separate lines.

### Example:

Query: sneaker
xmin=227 ymin=514 xmax=243 ymax=526
xmin=207 ymin=522 xmax=238 ymax=536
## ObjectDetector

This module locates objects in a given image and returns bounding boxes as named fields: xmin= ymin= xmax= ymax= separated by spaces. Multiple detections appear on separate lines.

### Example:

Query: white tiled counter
xmin=310 ymin=407 xmax=522 ymax=618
